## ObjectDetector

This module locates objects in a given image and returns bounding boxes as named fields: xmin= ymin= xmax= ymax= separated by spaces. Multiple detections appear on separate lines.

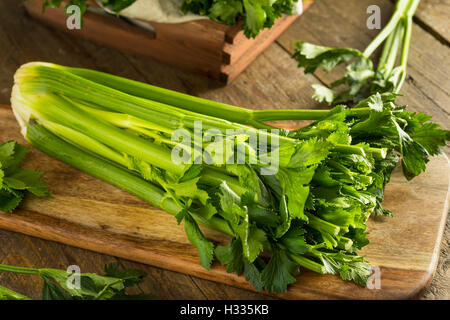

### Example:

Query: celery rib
xmin=26 ymin=123 xmax=234 ymax=236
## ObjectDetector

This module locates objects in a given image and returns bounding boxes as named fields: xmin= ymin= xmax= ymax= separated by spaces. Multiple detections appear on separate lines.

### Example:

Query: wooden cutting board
xmin=0 ymin=105 xmax=449 ymax=299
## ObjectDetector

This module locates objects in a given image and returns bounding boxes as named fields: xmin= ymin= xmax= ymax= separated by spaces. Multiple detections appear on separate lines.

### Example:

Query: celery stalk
xmin=26 ymin=123 xmax=234 ymax=236
xmin=16 ymin=89 xmax=187 ymax=176
xmin=48 ymin=64 xmax=257 ymax=126
xmin=362 ymin=0 xmax=411 ymax=58
xmin=21 ymin=63 xmax=373 ymax=126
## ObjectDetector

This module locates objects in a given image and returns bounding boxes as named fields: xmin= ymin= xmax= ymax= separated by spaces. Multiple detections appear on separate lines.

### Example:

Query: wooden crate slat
xmin=23 ymin=0 xmax=310 ymax=83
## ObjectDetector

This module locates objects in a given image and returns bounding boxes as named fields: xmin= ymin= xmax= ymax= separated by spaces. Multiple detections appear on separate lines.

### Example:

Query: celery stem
xmin=288 ymin=254 xmax=326 ymax=274
xmin=306 ymin=213 xmax=340 ymax=236
xmin=363 ymin=0 xmax=411 ymax=58
xmin=26 ymin=123 xmax=234 ymax=236
xmin=380 ymin=21 xmax=405 ymax=75
xmin=0 ymin=264 xmax=40 ymax=275
xmin=395 ymin=0 xmax=420 ymax=93
xmin=54 ymin=65 xmax=255 ymax=125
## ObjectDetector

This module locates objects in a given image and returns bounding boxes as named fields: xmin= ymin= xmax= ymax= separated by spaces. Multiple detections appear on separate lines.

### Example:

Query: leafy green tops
xmin=0 ymin=140 xmax=50 ymax=212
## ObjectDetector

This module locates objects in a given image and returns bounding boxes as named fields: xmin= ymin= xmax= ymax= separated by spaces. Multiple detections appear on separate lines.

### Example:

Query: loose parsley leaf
xmin=293 ymin=42 xmax=362 ymax=73
xmin=4 ymin=169 xmax=51 ymax=197
xmin=0 ymin=140 xmax=50 ymax=212
xmin=0 ymin=189 xmax=23 ymax=213
xmin=312 ymin=84 xmax=337 ymax=104
xmin=103 ymin=262 xmax=146 ymax=287
xmin=0 ymin=141 xmax=28 ymax=174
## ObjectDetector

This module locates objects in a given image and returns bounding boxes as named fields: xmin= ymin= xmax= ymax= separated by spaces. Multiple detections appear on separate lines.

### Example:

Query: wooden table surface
xmin=0 ymin=0 xmax=448 ymax=299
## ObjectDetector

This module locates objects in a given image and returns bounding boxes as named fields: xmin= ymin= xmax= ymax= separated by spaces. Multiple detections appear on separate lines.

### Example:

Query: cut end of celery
xmin=10 ymin=84 xmax=30 ymax=138
xmin=13 ymin=61 xmax=57 ymax=82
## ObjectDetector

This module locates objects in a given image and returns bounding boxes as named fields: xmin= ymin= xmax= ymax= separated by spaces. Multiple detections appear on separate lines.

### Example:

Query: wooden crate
xmin=23 ymin=0 xmax=313 ymax=84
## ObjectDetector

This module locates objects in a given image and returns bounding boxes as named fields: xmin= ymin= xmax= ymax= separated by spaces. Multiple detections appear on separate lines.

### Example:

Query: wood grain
xmin=414 ymin=0 xmax=450 ymax=45
xmin=0 ymin=104 xmax=448 ymax=299
xmin=0 ymin=0 xmax=449 ymax=299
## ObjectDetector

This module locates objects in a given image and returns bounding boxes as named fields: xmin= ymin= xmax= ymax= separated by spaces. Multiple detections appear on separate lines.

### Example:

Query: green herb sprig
xmin=293 ymin=0 xmax=420 ymax=104
xmin=0 ymin=262 xmax=155 ymax=300
xmin=0 ymin=140 xmax=51 ymax=212
xmin=181 ymin=0 xmax=302 ymax=38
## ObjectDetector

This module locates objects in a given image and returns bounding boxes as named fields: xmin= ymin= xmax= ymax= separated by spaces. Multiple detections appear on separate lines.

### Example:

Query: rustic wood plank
xmin=414 ymin=0 xmax=450 ymax=45
xmin=420 ymin=217 xmax=450 ymax=299
xmin=119 ymin=259 xmax=273 ymax=300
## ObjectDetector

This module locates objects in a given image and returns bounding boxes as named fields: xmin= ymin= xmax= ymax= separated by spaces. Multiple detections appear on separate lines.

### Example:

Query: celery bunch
xmin=10 ymin=62 xmax=448 ymax=294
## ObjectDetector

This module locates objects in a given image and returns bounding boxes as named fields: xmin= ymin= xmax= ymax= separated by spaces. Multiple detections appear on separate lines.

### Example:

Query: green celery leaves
xmin=0 ymin=140 xmax=50 ymax=212
xmin=182 ymin=0 xmax=301 ymax=38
